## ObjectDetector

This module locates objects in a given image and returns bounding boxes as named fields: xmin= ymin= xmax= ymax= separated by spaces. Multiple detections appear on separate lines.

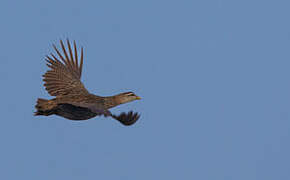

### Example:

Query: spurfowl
xmin=35 ymin=39 xmax=141 ymax=126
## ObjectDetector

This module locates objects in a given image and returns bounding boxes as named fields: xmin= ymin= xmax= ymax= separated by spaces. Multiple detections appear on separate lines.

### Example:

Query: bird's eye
xmin=124 ymin=92 xmax=135 ymax=96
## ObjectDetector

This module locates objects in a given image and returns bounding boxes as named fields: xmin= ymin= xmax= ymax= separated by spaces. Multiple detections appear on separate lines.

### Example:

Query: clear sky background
xmin=0 ymin=0 xmax=290 ymax=179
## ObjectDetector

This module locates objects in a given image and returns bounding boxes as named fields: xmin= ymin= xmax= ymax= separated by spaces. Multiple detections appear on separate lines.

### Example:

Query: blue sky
xmin=0 ymin=0 xmax=290 ymax=179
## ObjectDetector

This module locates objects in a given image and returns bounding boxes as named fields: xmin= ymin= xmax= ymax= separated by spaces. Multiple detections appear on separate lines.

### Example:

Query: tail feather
xmin=34 ymin=98 xmax=55 ymax=116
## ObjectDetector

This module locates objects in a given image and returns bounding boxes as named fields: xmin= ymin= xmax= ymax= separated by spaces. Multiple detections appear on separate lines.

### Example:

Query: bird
xmin=34 ymin=39 xmax=141 ymax=126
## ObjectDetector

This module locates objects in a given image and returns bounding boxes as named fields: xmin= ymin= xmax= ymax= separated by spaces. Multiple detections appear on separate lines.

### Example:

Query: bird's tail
xmin=34 ymin=98 xmax=55 ymax=116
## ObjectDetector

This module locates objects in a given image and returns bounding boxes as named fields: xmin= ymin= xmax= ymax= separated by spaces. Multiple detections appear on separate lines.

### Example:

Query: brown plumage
xmin=35 ymin=39 xmax=141 ymax=126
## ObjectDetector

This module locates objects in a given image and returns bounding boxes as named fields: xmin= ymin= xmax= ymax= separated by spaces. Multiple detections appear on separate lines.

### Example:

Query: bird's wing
xmin=43 ymin=39 xmax=89 ymax=97
xmin=67 ymin=101 xmax=111 ymax=116
xmin=64 ymin=98 xmax=140 ymax=126
xmin=72 ymin=102 xmax=140 ymax=126
xmin=110 ymin=111 xmax=140 ymax=126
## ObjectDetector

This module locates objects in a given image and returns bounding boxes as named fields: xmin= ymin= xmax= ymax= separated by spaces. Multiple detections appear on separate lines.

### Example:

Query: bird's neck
xmin=103 ymin=95 xmax=124 ymax=109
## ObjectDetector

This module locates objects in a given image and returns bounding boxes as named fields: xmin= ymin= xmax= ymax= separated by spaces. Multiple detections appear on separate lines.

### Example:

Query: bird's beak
xmin=136 ymin=96 xmax=141 ymax=100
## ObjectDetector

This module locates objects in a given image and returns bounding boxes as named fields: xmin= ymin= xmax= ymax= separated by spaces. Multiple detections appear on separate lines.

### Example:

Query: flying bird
xmin=34 ymin=39 xmax=141 ymax=126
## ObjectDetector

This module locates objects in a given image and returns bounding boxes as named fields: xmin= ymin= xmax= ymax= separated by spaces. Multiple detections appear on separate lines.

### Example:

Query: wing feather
xmin=111 ymin=111 xmax=140 ymax=126
xmin=43 ymin=39 xmax=89 ymax=97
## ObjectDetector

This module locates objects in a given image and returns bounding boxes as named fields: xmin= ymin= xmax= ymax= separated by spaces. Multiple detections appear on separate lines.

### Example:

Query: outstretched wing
xmin=68 ymin=102 xmax=140 ymax=126
xmin=111 ymin=111 xmax=140 ymax=126
xmin=43 ymin=39 xmax=89 ymax=97
xmin=75 ymin=104 xmax=140 ymax=126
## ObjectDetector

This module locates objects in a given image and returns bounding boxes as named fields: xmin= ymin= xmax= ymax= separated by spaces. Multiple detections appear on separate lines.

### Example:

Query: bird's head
xmin=115 ymin=92 xmax=141 ymax=104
